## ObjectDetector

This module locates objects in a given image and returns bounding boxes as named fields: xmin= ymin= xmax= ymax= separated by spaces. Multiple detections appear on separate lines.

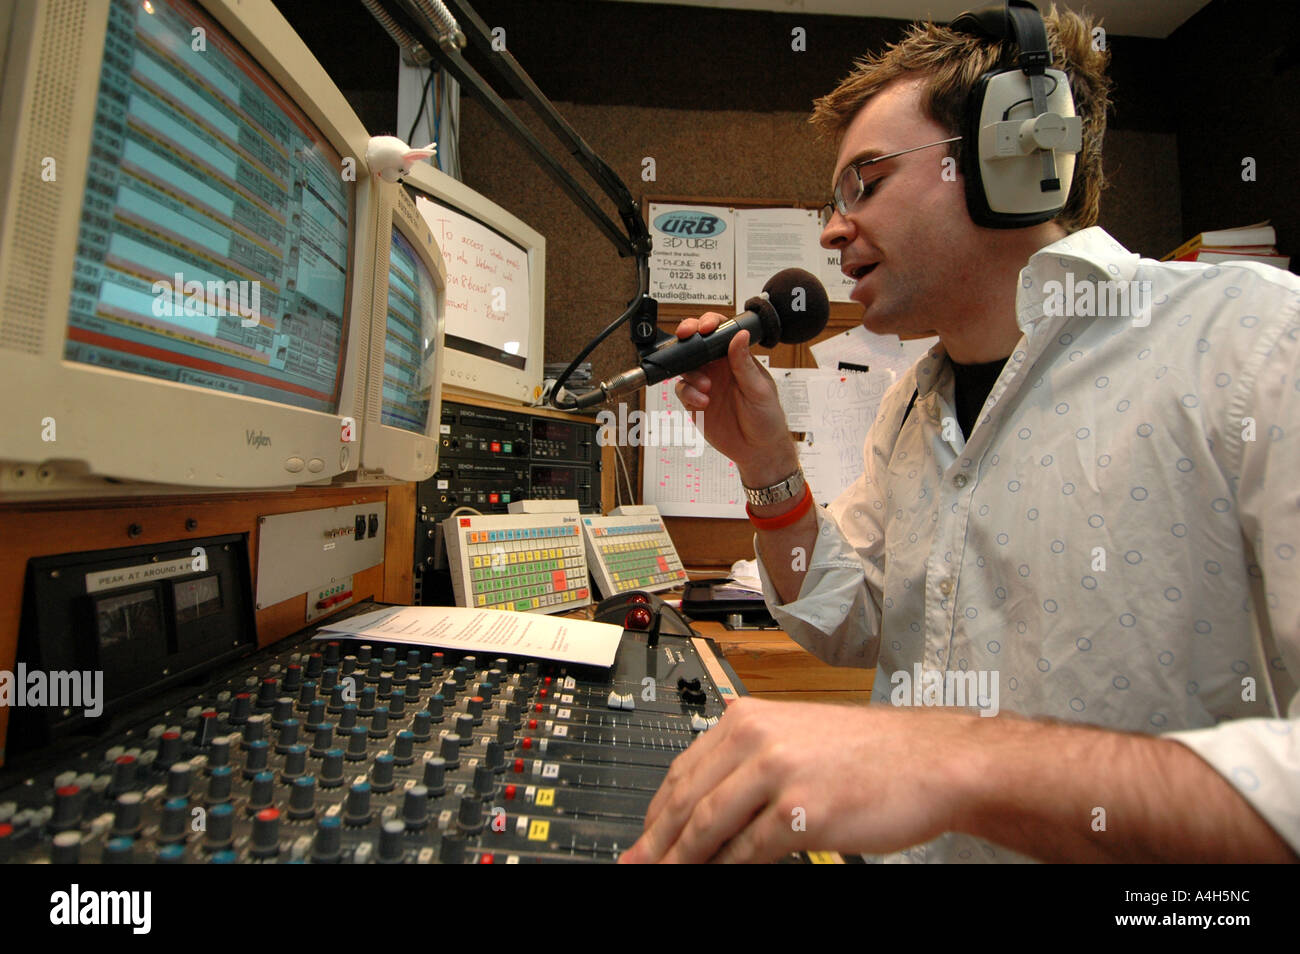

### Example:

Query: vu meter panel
xmin=382 ymin=227 xmax=440 ymax=434
xmin=63 ymin=0 xmax=351 ymax=413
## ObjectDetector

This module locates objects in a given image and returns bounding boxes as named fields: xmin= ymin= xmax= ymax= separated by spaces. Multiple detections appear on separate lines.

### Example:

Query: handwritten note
xmin=414 ymin=196 xmax=532 ymax=360
xmin=781 ymin=369 xmax=894 ymax=504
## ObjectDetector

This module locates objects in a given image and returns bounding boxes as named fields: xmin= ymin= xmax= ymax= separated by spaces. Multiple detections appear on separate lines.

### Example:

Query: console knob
xmin=205 ymin=803 xmax=234 ymax=849
xmin=243 ymin=739 xmax=270 ymax=777
xmin=247 ymin=771 xmax=274 ymax=813
xmin=50 ymin=784 xmax=83 ymax=831
xmin=112 ymin=792 xmax=143 ymax=837
xmin=311 ymin=723 xmax=334 ymax=756
xmin=403 ymin=786 xmax=430 ymax=830
xmin=206 ymin=766 xmax=233 ymax=804
xmin=207 ymin=736 xmax=231 ymax=769
xmin=377 ymin=818 xmax=406 ymax=863
xmin=370 ymin=754 xmax=396 ymax=793
xmin=422 ymin=757 xmax=447 ymax=796
xmin=312 ymin=816 xmax=342 ymax=864
xmin=439 ymin=734 xmax=461 ymax=767
xmin=166 ymin=763 xmax=192 ymax=799
xmin=288 ymin=776 xmax=316 ymax=820
xmin=157 ymin=730 xmax=183 ymax=768
xmin=426 ymin=694 xmax=445 ymax=721
xmin=344 ymin=781 xmax=372 ymax=826
xmin=306 ymin=699 xmax=327 ymax=728
xmin=242 ymin=715 xmax=268 ymax=746
xmin=338 ymin=703 xmax=359 ymax=730
xmin=271 ymin=697 xmax=294 ymax=727
xmin=51 ymin=830 xmax=82 ymax=864
xmin=276 ymin=719 xmax=301 ymax=753
xmin=109 ymin=754 xmax=137 ymax=794
xmin=457 ymin=795 xmax=484 ymax=833
xmin=319 ymin=748 xmax=345 ymax=789
xmin=280 ymin=744 xmax=308 ymax=782
xmin=393 ymin=730 xmax=415 ymax=765
xmin=485 ymin=740 xmax=506 ymax=773
xmin=251 ymin=807 xmax=281 ymax=857
xmin=411 ymin=710 xmax=432 ymax=741
xmin=345 ymin=726 xmax=369 ymax=761
xmin=455 ymin=714 xmax=474 ymax=738
xmin=256 ymin=677 xmax=278 ymax=708
xmin=368 ymin=706 xmax=390 ymax=738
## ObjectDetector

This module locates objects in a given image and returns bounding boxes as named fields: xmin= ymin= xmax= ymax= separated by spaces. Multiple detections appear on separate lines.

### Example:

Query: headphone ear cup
xmin=960 ymin=69 xmax=1078 ymax=228
xmin=960 ymin=70 xmax=1000 ymax=228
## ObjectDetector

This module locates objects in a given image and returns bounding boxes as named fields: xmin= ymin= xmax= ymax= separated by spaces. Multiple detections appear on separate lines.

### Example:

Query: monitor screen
xmin=382 ymin=225 xmax=441 ymax=434
xmin=413 ymin=194 xmax=530 ymax=371
xmin=62 ymin=0 xmax=352 ymax=414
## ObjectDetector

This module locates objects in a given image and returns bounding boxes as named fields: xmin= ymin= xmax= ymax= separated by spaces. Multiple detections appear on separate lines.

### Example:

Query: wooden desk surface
xmin=689 ymin=620 xmax=875 ymax=705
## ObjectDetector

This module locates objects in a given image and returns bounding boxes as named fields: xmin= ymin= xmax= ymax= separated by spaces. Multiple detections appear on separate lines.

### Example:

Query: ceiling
xmin=595 ymin=0 xmax=1215 ymax=39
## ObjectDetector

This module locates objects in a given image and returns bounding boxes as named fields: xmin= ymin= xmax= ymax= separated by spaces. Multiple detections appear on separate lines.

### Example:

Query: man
xmin=620 ymin=6 xmax=1299 ymax=864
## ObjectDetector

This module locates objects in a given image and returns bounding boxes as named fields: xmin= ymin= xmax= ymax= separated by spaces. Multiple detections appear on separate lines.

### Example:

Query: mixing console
xmin=0 ymin=602 xmax=768 ymax=864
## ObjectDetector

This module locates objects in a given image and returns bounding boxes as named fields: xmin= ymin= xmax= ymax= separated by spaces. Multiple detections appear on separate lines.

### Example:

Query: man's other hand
xmin=619 ymin=696 xmax=976 ymax=863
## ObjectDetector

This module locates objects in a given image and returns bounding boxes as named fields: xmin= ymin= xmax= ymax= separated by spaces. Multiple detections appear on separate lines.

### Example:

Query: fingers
xmin=659 ymin=759 xmax=773 ymax=864
xmin=674 ymin=374 xmax=710 ymax=411
xmin=622 ymin=719 xmax=744 ymax=863
xmin=674 ymin=312 xmax=725 ymax=340
xmin=708 ymin=801 xmax=797 ymax=864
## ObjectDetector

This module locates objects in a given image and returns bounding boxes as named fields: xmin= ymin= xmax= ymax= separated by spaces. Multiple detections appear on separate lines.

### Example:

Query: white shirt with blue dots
xmin=755 ymin=227 xmax=1300 ymax=863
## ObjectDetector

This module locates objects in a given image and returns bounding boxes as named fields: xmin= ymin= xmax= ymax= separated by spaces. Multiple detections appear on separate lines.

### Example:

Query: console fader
xmin=0 ymin=602 xmax=784 ymax=864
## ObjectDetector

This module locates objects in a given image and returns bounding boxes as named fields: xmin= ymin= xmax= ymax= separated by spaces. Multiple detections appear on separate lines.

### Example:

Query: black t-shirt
xmin=950 ymin=355 xmax=1010 ymax=440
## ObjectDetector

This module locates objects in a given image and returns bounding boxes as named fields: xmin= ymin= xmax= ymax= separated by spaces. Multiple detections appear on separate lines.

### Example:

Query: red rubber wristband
xmin=745 ymin=483 xmax=813 ymax=530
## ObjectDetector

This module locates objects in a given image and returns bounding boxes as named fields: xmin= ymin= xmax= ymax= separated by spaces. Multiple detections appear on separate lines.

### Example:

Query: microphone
xmin=570 ymin=269 xmax=829 ymax=409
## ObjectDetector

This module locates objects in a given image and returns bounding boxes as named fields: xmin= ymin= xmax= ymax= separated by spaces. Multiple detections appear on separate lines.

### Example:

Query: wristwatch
xmin=742 ymin=467 xmax=806 ymax=507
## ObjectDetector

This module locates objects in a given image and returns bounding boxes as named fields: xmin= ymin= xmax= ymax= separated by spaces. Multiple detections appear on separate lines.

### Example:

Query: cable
xmin=407 ymin=68 xmax=435 ymax=145
xmin=1001 ymin=73 xmax=1059 ymax=120
xmin=548 ymin=258 xmax=650 ymax=410
xmin=614 ymin=444 xmax=635 ymax=507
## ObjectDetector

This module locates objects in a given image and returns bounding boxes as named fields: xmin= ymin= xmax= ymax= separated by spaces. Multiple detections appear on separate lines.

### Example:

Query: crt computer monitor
xmin=399 ymin=162 xmax=545 ymax=407
xmin=356 ymin=182 xmax=447 ymax=483
xmin=0 ymin=0 xmax=380 ymax=495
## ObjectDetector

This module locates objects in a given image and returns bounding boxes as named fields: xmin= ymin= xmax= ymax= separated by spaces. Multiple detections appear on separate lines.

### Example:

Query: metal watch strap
xmin=742 ymin=468 xmax=806 ymax=507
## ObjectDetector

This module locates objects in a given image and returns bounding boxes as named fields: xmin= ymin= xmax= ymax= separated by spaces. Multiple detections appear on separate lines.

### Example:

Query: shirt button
xmin=953 ymin=473 xmax=968 ymax=488
xmin=939 ymin=579 xmax=953 ymax=596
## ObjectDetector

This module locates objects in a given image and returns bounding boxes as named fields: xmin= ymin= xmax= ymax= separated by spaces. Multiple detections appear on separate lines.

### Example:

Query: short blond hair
xmin=810 ymin=5 xmax=1111 ymax=233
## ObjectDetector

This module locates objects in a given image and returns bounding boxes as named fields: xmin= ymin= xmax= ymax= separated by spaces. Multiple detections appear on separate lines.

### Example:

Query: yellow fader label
xmin=528 ymin=819 xmax=550 ymax=841
xmin=534 ymin=788 xmax=555 ymax=807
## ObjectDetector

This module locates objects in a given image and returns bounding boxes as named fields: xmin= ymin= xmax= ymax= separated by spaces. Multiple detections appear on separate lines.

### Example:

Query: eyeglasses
xmin=819 ymin=135 xmax=962 ymax=228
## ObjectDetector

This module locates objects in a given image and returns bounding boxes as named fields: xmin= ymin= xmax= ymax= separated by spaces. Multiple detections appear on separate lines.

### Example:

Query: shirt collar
xmin=909 ymin=227 xmax=1139 ymax=397
xmin=1016 ymin=226 xmax=1140 ymax=330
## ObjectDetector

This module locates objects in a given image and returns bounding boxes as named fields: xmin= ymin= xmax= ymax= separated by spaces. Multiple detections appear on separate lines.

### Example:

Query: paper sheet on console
xmin=315 ymin=606 xmax=624 ymax=668
xmin=809 ymin=324 xmax=937 ymax=380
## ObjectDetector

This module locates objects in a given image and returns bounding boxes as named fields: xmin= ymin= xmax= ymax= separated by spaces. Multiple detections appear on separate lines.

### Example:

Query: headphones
xmin=951 ymin=0 xmax=1083 ymax=228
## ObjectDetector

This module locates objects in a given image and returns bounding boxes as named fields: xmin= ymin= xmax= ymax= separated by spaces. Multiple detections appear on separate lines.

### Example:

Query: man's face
xmin=821 ymin=78 xmax=986 ymax=337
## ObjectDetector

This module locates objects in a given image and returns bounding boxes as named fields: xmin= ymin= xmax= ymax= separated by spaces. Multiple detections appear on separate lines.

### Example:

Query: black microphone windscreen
xmin=761 ymin=268 xmax=830 ymax=344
